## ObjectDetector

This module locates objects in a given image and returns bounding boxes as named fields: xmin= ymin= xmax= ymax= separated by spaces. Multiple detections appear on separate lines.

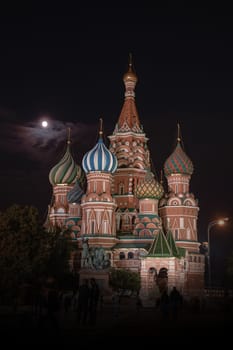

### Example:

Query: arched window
xmin=91 ymin=220 xmax=95 ymax=233
xmin=119 ymin=183 xmax=124 ymax=195
xmin=119 ymin=252 xmax=125 ymax=260
xmin=148 ymin=268 xmax=157 ymax=282
xmin=124 ymin=215 xmax=130 ymax=224
xmin=132 ymin=216 xmax=136 ymax=225
xmin=149 ymin=267 xmax=157 ymax=275
xmin=128 ymin=252 xmax=134 ymax=259
xmin=158 ymin=267 xmax=168 ymax=278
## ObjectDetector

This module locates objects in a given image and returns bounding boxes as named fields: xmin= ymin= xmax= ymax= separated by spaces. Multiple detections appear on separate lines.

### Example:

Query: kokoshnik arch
xmin=46 ymin=57 xmax=205 ymax=304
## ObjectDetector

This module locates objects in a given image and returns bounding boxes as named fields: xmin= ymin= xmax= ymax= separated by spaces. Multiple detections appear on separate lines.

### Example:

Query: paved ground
xmin=0 ymin=299 xmax=233 ymax=342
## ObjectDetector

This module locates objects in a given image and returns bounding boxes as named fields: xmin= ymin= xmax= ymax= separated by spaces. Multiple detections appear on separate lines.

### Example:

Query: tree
xmin=0 ymin=204 xmax=72 ymax=304
xmin=109 ymin=268 xmax=141 ymax=295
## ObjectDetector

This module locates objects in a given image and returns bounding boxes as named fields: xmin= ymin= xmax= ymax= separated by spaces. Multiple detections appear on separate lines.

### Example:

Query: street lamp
xmin=207 ymin=217 xmax=229 ymax=288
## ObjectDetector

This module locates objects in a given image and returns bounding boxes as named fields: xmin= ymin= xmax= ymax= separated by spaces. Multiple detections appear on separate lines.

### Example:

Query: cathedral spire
xmin=160 ymin=169 xmax=164 ymax=185
xmin=99 ymin=117 xmax=103 ymax=138
xmin=115 ymin=55 xmax=142 ymax=133
xmin=123 ymin=53 xmax=138 ymax=96
xmin=67 ymin=127 xmax=71 ymax=144
xmin=177 ymin=122 xmax=181 ymax=143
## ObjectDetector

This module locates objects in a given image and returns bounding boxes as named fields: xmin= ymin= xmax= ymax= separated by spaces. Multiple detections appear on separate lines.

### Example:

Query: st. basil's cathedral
xmin=47 ymin=58 xmax=205 ymax=304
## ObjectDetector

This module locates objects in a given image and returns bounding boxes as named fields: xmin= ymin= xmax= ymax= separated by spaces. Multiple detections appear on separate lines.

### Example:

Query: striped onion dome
xmin=49 ymin=143 xmax=78 ymax=185
xmin=135 ymin=171 xmax=164 ymax=200
xmin=164 ymin=141 xmax=194 ymax=176
xmin=67 ymin=181 xmax=84 ymax=204
xmin=82 ymin=135 xmax=117 ymax=173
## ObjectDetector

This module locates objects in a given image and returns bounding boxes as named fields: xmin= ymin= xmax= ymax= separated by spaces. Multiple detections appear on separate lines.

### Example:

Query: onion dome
xmin=135 ymin=171 xmax=164 ymax=200
xmin=67 ymin=181 xmax=84 ymax=204
xmin=164 ymin=141 xmax=193 ymax=176
xmin=82 ymin=118 xmax=118 ymax=174
xmin=164 ymin=124 xmax=194 ymax=176
xmin=49 ymin=143 xmax=77 ymax=185
xmin=123 ymin=55 xmax=138 ymax=83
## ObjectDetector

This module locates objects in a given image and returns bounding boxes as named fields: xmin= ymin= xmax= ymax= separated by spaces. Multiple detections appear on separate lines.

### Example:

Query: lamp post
xmin=207 ymin=217 xmax=229 ymax=288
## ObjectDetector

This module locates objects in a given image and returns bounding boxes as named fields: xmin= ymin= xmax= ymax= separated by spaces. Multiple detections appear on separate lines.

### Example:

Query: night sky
xmin=0 ymin=7 xmax=232 ymax=285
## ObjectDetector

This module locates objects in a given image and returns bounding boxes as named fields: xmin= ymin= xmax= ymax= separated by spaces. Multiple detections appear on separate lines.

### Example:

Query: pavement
xmin=0 ymin=299 xmax=233 ymax=342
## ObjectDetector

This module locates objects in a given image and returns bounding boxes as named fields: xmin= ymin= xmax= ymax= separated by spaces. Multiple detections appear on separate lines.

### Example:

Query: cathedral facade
xmin=47 ymin=59 xmax=205 ymax=304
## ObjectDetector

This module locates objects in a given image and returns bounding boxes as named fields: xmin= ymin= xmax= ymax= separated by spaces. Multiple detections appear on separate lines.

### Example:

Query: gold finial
xmin=177 ymin=123 xmax=181 ymax=142
xmin=160 ymin=170 xmax=164 ymax=184
xmin=123 ymin=52 xmax=137 ymax=83
xmin=129 ymin=52 xmax=133 ymax=68
xmin=67 ymin=127 xmax=71 ymax=144
xmin=99 ymin=117 xmax=103 ymax=137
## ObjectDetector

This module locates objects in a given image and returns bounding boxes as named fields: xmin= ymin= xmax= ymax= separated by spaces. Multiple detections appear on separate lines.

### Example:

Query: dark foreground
xmin=1 ymin=298 xmax=233 ymax=342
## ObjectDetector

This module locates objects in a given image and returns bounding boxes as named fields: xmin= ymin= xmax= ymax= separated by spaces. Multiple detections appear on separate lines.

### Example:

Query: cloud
xmin=0 ymin=118 xmax=98 ymax=166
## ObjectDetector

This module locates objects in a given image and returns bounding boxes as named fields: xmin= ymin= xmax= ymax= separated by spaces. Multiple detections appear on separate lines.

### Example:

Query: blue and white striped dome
xmin=82 ymin=136 xmax=117 ymax=173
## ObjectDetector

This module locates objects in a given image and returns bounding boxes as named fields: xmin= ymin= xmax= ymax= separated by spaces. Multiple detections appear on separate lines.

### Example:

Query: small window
xmin=128 ymin=252 xmax=134 ymax=259
xmin=119 ymin=183 xmax=124 ymax=195
xmin=119 ymin=252 xmax=125 ymax=260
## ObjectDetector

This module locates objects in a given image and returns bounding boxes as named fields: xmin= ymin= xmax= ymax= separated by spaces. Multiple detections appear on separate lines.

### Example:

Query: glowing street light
xmin=207 ymin=217 xmax=229 ymax=288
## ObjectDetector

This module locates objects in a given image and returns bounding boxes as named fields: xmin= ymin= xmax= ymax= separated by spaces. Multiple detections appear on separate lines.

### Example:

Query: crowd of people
xmin=28 ymin=282 xmax=185 ymax=330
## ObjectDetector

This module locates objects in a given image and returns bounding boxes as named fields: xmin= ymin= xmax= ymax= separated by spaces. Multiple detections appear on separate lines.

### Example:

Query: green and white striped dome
xmin=49 ymin=143 xmax=78 ymax=185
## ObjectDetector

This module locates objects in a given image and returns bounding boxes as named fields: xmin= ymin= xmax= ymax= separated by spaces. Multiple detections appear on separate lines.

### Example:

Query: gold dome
xmin=135 ymin=174 xmax=164 ymax=200
xmin=123 ymin=65 xmax=138 ymax=83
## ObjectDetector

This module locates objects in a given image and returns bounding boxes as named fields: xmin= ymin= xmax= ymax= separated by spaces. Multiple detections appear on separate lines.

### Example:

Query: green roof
xmin=147 ymin=230 xmax=172 ymax=257
xmin=178 ymin=247 xmax=186 ymax=257
xmin=137 ymin=214 xmax=160 ymax=219
xmin=166 ymin=230 xmax=180 ymax=257
xmin=112 ymin=242 xmax=151 ymax=249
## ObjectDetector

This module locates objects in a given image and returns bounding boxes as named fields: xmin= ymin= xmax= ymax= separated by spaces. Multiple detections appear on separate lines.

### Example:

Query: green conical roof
xmin=166 ymin=230 xmax=180 ymax=257
xmin=147 ymin=230 xmax=172 ymax=257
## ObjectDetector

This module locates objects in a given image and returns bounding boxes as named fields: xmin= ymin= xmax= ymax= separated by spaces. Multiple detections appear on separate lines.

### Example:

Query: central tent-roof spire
xmin=115 ymin=54 xmax=142 ymax=133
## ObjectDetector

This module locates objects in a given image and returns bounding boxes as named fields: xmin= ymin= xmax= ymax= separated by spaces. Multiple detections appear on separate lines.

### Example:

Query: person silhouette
xmin=76 ymin=279 xmax=90 ymax=326
xmin=169 ymin=286 xmax=182 ymax=320
xmin=88 ymin=278 xmax=100 ymax=326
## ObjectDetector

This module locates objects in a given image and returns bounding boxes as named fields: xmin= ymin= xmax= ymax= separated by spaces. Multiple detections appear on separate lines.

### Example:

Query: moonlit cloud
xmin=0 ymin=119 xmax=98 ymax=165
xmin=0 ymin=115 xmax=100 ymax=210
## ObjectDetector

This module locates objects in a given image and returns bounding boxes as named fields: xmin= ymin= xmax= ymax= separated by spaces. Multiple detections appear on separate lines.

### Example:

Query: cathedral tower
xmin=81 ymin=119 xmax=118 ymax=247
xmin=159 ymin=125 xmax=200 ymax=253
xmin=108 ymin=55 xmax=150 ymax=233
xmin=48 ymin=129 xmax=84 ymax=228
xmin=134 ymin=171 xmax=164 ymax=237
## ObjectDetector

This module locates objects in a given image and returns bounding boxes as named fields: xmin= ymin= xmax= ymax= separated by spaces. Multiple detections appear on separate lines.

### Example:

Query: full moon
xmin=42 ymin=120 xmax=48 ymax=128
